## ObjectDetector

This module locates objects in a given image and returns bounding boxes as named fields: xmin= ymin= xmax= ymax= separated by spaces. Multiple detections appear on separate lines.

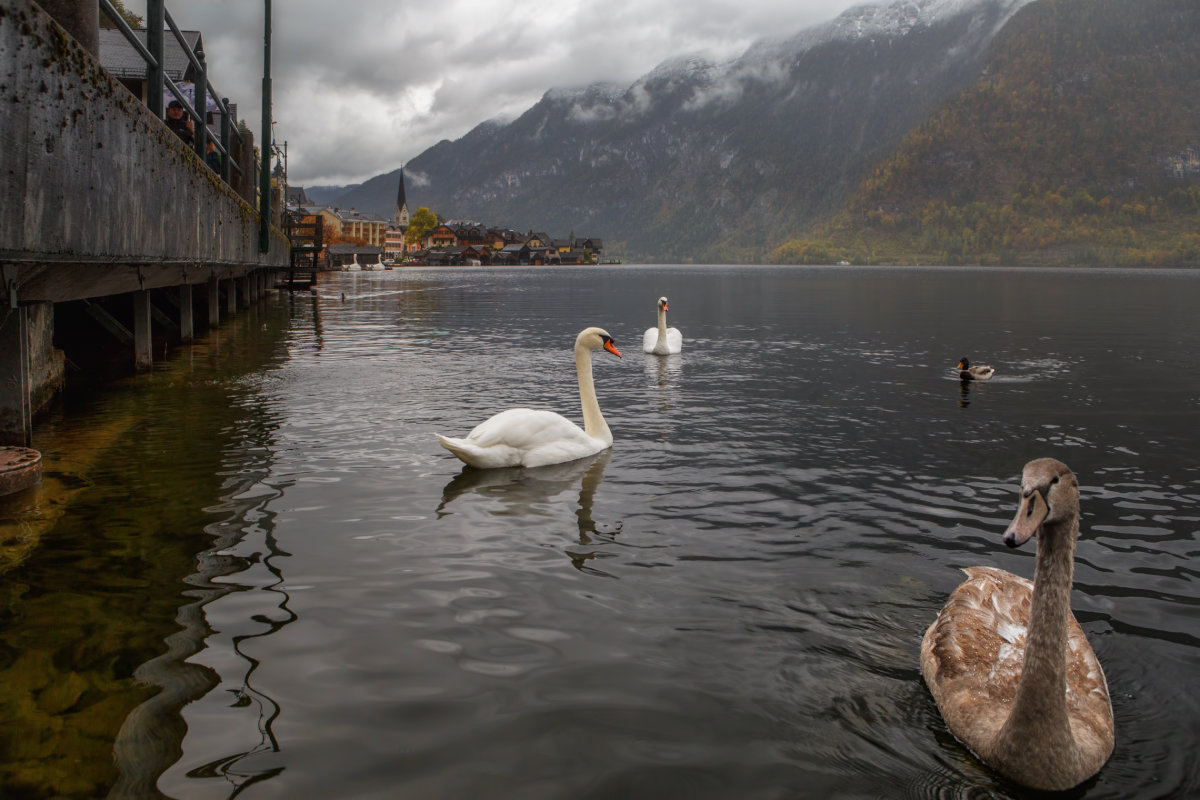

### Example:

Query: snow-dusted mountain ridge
xmin=330 ymin=0 xmax=1046 ymax=262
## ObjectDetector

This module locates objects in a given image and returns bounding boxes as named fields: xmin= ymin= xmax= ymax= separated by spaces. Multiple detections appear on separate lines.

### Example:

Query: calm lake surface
xmin=1 ymin=265 xmax=1198 ymax=799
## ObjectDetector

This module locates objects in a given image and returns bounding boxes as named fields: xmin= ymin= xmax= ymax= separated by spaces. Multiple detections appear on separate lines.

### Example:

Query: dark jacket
xmin=166 ymin=113 xmax=193 ymax=146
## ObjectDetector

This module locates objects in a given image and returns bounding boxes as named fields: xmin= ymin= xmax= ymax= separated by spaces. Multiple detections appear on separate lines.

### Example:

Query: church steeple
xmin=393 ymin=165 xmax=410 ymax=227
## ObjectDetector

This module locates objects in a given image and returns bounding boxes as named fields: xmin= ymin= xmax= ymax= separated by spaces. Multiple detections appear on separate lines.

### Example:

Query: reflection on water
xmin=0 ymin=304 xmax=293 ymax=798
xmin=958 ymin=376 xmax=973 ymax=407
xmin=436 ymin=450 xmax=619 ymax=575
xmin=438 ymin=450 xmax=619 ymax=575
xmin=2 ymin=267 xmax=1199 ymax=799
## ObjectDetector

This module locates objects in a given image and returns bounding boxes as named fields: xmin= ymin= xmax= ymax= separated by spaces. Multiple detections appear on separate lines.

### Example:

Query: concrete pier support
xmin=239 ymin=277 xmax=251 ymax=309
xmin=226 ymin=279 xmax=237 ymax=316
xmin=134 ymin=290 xmax=153 ymax=371
xmin=1 ymin=0 xmax=290 ymax=442
xmin=0 ymin=308 xmax=32 ymax=447
xmin=0 ymin=303 xmax=63 ymax=447
xmin=208 ymin=279 xmax=220 ymax=328
xmin=180 ymin=284 xmax=194 ymax=343
xmin=27 ymin=303 xmax=65 ymax=419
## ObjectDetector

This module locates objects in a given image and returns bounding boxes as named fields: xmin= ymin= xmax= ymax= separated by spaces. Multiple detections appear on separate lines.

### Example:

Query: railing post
xmin=221 ymin=98 xmax=233 ymax=183
xmin=259 ymin=0 xmax=273 ymax=253
xmin=146 ymin=0 xmax=164 ymax=117
xmin=195 ymin=44 xmax=209 ymax=160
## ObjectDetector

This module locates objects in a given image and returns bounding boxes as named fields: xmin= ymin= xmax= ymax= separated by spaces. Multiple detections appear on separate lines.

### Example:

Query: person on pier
xmin=165 ymin=100 xmax=194 ymax=146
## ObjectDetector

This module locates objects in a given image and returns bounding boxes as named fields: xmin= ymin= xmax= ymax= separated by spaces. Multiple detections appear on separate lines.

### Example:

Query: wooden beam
xmin=149 ymin=301 xmax=174 ymax=330
xmin=208 ymin=279 xmax=220 ymax=328
xmin=180 ymin=284 xmax=194 ymax=343
xmin=83 ymin=299 xmax=134 ymax=343
xmin=0 ymin=308 xmax=32 ymax=447
xmin=133 ymin=291 xmax=152 ymax=371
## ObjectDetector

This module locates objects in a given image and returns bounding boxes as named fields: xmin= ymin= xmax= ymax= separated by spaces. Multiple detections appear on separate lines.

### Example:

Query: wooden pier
xmin=0 ymin=0 xmax=291 ymax=450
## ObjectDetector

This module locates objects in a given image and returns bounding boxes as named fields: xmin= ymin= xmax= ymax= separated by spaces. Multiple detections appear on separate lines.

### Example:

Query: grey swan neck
xmin=991 ymin=512 xmax=1084 ymax=781
xmin=575 ymin=343 xmax=610 ymax=444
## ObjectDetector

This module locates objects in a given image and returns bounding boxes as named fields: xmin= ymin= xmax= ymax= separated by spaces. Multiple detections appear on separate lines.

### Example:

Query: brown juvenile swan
xmin=921 ymin=458 xmax=1114 ymax=791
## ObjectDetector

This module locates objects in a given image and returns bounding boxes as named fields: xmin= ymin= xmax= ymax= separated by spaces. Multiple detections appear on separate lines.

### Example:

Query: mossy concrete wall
xmin=0 ymin=0 xmax=289 ymax=304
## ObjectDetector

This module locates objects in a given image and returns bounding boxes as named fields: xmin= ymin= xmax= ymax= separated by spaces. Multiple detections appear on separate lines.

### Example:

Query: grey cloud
xmin=134 ymin=0 xmax=862 ymax=185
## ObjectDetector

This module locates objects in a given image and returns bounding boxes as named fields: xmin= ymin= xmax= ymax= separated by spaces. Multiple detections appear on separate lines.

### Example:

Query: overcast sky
xmin=127 ymin=1 xmax=865 ymax=187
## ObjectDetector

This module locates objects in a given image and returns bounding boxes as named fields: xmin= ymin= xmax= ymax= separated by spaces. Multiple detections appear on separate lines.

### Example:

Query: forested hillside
xmin=772 ymin=0 xmax=1200 ymax=266
xmin=332 ymin=0 xmax=1030 ymax=263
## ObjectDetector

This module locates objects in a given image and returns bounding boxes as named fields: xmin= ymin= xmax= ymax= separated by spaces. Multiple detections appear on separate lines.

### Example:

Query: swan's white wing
xmin=642 ymin=327 xmax=660 ymax=353
xmin=665 ymin=327 xmax=683 ymax=354
xmin=438 ymin=408 xmax=605 ymax=468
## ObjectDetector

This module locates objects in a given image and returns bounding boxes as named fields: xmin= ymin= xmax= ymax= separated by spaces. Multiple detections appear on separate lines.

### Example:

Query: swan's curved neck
xmin=575 ymin=344 xmax=611 ymax=444
xmin=993 ymin=512 xmax=1083 ymax=773
xmin=652 ymin=305 xmax=669 ymax=353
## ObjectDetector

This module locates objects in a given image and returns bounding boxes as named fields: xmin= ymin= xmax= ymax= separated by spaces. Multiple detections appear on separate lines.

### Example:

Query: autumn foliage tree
xmin=100 ymin=0 xmax=143 ymax=28
xmin=405 ymin=207 xmax=439 ymax=247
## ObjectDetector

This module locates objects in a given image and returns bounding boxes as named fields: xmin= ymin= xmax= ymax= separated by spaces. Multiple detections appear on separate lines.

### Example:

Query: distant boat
xmin=342 ymin=255 xmax=362 ymax=272
xmin=838 ymin=260 xmax=851 ymax=266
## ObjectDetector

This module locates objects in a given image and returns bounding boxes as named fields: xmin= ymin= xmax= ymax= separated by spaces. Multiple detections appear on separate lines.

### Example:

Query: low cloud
xmin=129 ymin=0 xmax=863 ymax=186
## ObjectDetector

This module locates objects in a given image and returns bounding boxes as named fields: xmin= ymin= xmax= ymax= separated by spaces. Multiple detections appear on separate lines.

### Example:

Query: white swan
xmin=437 ymin=327 xmax=622 ymax=469
xmin=922 ymin=458 xmax=1114 ymax=791
xmin=642 ymin=296 xmax=682 ymax=355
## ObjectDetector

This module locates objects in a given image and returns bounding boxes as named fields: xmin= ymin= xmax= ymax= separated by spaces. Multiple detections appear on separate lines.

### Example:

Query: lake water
xmin=1 ymin=265 xmax=1198 ymax=799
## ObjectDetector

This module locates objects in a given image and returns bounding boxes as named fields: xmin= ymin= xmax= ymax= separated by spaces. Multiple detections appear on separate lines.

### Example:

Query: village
xmin=286 ymin=169 xmax=605 ymax=268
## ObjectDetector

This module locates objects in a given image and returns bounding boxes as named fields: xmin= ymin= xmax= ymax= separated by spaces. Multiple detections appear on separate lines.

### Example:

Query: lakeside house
xmin=288 ymin=170 xmax=603 ymax=267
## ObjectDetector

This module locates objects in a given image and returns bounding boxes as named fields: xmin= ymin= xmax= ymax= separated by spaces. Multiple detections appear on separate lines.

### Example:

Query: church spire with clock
xmin=393 ymin=165 xmax=410 ymax=228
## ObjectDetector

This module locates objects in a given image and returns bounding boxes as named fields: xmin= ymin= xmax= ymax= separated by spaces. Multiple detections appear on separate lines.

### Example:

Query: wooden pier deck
xmin=1 ymin=0 xmax=290 ymax=449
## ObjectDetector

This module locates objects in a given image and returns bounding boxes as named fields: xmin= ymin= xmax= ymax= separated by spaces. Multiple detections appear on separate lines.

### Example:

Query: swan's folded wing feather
xmin=466 ymin=408 xmax=589 ymax=449
xmin=643 ymin=327 xmax=659 ymax=353
xmin=921 ymin=567 xmax=1031 ymax=751
xmin=1065 ymin=618 xmax=1115 ymax=769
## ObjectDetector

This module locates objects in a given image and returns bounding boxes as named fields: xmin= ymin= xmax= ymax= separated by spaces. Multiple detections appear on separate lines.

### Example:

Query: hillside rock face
xmin=335 ymin=0 xmax=1033 ymax=262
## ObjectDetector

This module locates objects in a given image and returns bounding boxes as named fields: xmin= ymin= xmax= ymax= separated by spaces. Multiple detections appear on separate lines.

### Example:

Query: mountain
xmin=782 ymin=0 xmax=1200 ymax=266
xmin=303 ymin=184 xmax=358 ymax=205
xmin=331 ymin=0 xmax=1199 ymax=266
xmin=332 ymin=0 xmax=1033 ymax=261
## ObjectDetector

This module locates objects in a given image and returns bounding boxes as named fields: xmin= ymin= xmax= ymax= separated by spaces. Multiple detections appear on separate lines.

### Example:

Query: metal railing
xmin=99 ymin=0 xmax=252 ymax=189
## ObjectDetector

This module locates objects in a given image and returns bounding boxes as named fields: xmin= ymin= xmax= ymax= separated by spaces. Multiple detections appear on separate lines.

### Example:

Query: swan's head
xmin=658 ymin=297 xmax=669 ymax=311
xmin=577 ymin=327 xmax=622 ymax=358
xmin=1004 ymin=458 xmax=1078 ymax=548
xmin=957 ymin=357 xmax=970 ymax=370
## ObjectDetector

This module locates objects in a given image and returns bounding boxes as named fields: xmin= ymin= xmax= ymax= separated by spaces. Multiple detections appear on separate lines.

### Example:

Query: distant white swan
xmin=922 ymin=458 xmax=1114 ymax=791
xmin=437 ymin=327 xmax=622 ymax=468
xmin=642 ymin=296 xmax=682 ymax=354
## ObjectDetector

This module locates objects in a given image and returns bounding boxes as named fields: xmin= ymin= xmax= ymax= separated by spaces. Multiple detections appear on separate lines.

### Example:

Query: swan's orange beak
xmin=604 ymin=340 xmax=622 ymax=358
xmin=662 ymin=302 xmax=669 ymax=311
